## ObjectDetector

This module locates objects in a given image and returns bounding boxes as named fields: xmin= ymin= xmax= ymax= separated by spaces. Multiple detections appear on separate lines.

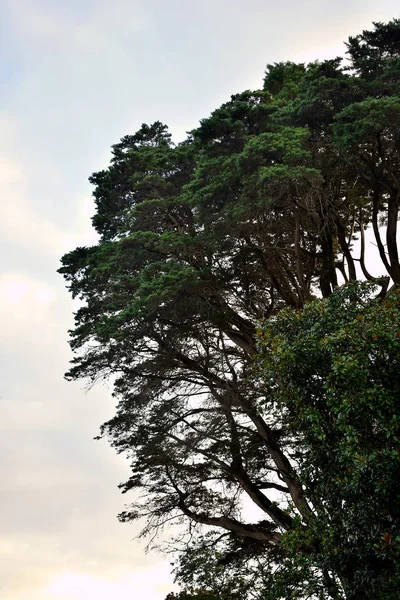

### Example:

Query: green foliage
xmin=256 ymin=284 xmax=400 ymax=598
xmin=263 ymin=62 xmax=306 ymax=99
xmin=346 ymin=18 xmax=400 ymax=78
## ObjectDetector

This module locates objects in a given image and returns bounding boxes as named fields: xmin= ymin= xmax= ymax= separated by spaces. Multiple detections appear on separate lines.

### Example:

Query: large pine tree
xmin=60 ymin=19 xmax=400 ymax=600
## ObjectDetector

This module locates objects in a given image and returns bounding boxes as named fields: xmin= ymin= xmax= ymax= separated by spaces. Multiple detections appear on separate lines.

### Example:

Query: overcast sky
xmin=1 ymin=1 xmax=399 ymax=599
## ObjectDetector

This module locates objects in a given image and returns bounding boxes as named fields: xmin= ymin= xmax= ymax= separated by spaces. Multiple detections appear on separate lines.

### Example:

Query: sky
xmin=1 ymin=1 xmax=399 ymax=599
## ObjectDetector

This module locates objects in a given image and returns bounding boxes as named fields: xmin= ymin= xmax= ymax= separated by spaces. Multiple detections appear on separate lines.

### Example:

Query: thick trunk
xmin=359 ymin=216 xmax=374 ymax=280
xmin=386 ymin=189 xmax=400 ymax=283
xmin=372 ymin=190 xmax=392 ymax=277
xmin=334 ymin=212 xmax=357 ymax=281
xmin=294 ymin=211 xmax=310 ymax=303
xmin=235 ymin=396 xmax=314 ymax=523
xmin=177 ymin=498 xmax=282 ymax=544
xmin=319 ymin=226 xmax=338 ymax=297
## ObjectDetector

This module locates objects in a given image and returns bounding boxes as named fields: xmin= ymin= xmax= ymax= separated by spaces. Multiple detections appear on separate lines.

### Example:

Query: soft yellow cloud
xmin=1 ymin=276 xmax=30 ymax=304
xmin=0 ymin=133 xmax=96 ymax=260
xmin=0 ymin=183 xmax=96 ymax=259
xmin=0 ymin=272 xmax=55 ymax=326
xmin=0 ymin=272 xmax=56 ymax=306
xmin=0 ymin=156 xmax=21 ymax=184
xmin=0 ymin=536 xmax=174 ymax=600
xmin=44 ymin=564 xmax=175 ymax=600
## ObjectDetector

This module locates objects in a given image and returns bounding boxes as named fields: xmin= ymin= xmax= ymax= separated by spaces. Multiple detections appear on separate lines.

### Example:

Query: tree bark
xmin=386 ymin=188 xmax=400 ymax=283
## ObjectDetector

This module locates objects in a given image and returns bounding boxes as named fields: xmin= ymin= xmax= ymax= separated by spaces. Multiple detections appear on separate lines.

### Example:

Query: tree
xmin=256 ymin=283 xmax=400 ymax=599
xmin=59 ymin=19 xmax=400 ymax=600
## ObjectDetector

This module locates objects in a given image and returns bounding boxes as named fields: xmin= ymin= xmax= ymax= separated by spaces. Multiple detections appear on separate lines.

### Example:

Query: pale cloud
xmin=35 ymin=286 xmax=54 ymax=303
xmin=0 ymin=533 xmax=174 ymax=600
xmin=0 ymin=274 xmax=30 ymax=303
xmin=0 ymin=272 xmax=57 ymax=346
xmin=0 ymin=115 xmax=97 ymax=268
xmin=0 ymin=266 xmax=170 ymax=600
xmin=0 ymin=160 xmax=96 ymax=259
xmin=5 ymin=0 xmax=151 ymax=53
xmin=44 ymin=564 xmax=175 ymax=600
xmin=2 ymin=195 xmax=68 ymax=255
xmin=0 ymin=156 xmax=21 ymax=184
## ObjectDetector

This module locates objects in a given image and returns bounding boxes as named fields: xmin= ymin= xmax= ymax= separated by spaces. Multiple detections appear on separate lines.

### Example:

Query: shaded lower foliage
xmin=255 ymin=283 xmax=400 ymax=599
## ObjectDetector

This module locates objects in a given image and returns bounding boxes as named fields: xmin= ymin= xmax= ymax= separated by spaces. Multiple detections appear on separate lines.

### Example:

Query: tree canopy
xmin=59 ymin=19 xmax=400 ymax=600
